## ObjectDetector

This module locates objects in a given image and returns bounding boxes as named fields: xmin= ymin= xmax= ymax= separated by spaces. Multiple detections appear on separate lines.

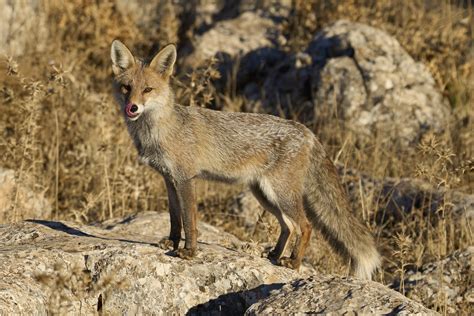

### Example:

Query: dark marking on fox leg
xmin=164 ymin=177 xmax=182 ymax=251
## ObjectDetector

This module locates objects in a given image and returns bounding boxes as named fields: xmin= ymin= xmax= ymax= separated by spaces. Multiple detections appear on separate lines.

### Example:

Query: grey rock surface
xmin=312 ymin=20 xmax=450 ymax=145
xmin=394 ymin=247 xmax=473 ymax=314
xmin=0 ymin=168 xmax=51 ymax=223
xmin=0 ymin=211 xmax=437 ymax=314
xmin=245 ymin=276 xmax=437 ymax=315
xmin=183 ymin=11 xmax=285 ymax=68
xmin=0 ymin=212 xmax=302 ymax=314
xmin=0 ymin=0 xmax=48 ymax=56
xmin=115 ymin=0 xmax=161 ymax=31
xmin=228 ymin=190 xmax=262 ymax=228
xmin=257 ymin=20 xmax=451 ymax=146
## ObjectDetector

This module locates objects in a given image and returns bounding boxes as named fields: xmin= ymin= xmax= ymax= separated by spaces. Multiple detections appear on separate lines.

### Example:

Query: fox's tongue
xmin=125 ymin=103 xmax=138 ymax=118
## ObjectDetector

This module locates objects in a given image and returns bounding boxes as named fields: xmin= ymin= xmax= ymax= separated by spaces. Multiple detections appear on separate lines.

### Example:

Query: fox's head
xmin=110 ymin=40 xmax=177 ymax=121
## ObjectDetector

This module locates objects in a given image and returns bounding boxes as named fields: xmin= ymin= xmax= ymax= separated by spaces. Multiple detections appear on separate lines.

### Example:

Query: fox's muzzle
xmin=125 ymin=103 xmax=140 ymax=119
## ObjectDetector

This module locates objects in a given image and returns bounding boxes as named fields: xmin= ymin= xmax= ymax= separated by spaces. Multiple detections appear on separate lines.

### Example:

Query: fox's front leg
xmin=162 ymin=177 xmax=182 ymax=251
xmin=174 ymin=179 xmax=197 ymax=259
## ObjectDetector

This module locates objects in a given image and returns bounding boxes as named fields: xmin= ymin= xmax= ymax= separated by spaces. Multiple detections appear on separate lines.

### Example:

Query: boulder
xmin=246 ymin=276 xmax=437 ymax=315
xmin=115 ymin=0 xmax=161 ymax=31
xmin=0 ymin=212 xmax=302 ymax=314
xmin=258 ymin=20 xmax=451 ymax=146
xmin=0 ymin=168 xmax=51 ymax=223
xmin=392 ymin=247 xmax=473 ymax=314
xmin=183 ymin=11 xmax=285 ymax=69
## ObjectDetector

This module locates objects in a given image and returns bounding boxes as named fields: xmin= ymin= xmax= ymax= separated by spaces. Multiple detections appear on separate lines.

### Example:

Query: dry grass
xmin=0 ymin=0 xmax=472 ymax=314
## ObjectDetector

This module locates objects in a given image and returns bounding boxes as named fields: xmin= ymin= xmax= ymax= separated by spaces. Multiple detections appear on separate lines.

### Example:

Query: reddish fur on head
xmin=110 ymin=40 xmax=177 ymax=121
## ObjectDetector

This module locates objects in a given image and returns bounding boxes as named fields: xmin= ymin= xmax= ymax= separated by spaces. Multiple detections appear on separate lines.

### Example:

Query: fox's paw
xmin=266 ymin=249 xmax=280 ymax=261
xmin=159 ymin=238 xmax=179 ymax=251
xmin=176 ymin=248 xmax=196 ymax=260
xmin=278 ymin=257 xmax=300 ymax=270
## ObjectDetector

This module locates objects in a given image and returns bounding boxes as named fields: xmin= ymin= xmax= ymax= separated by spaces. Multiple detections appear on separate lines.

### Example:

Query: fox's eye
xmin=121 ymin=85 xmax=131 ymax=94
xmin=143 ymin=87 xmax=153 ymax=94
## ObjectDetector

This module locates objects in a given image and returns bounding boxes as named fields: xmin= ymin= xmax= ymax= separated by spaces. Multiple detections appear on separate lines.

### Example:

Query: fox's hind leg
xmin=275 ymin=197 xmax=311 ymax=270
xmin=256 ymin=177 xmax=311 ymax=270
xmin=279 ymin=213 xmax=312 ymax=270
xmin=250 ymin=183 xmax=294 ymax=260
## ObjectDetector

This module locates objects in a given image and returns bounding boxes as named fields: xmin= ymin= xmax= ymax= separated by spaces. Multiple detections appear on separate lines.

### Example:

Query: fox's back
xmin=170 ymin=105 xmax=316 ymax=181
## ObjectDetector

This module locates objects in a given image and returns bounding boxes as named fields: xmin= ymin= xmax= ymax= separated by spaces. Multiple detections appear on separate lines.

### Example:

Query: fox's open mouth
xmin=125 ymin=103 xmax=140 ymax=118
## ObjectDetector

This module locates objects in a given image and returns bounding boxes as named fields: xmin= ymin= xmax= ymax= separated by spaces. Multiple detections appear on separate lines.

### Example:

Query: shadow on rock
xmin=26 ymin=219 xmax=159 ymax=247
xmin=187 ymin=282 xmax=286 ymax=316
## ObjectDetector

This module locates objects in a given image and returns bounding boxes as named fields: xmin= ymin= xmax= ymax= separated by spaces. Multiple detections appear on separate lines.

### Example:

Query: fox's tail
xmin=304 ymin=141 xmax=381 ymax=280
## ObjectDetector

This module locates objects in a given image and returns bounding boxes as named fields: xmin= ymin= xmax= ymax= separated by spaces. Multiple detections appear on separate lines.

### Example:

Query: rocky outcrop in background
xmin=393 ymin=247 xmax=473 ymax=314
xmin=340 ymin=167 xmax=473 ymax=224
xmin=0 ymin=0 xmax=48 ymax=56
xmin=183 ymin=11 xmax=286 ymax=69
xmin=188 ymin=19 xmax=451 ymax=147
xmin=264 ymin=20 xmax=451 ymax=146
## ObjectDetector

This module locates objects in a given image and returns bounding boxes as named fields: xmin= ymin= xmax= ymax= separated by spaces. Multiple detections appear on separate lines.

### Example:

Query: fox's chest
xmin=129 ymin=127 xmax=174 ymax=175
xmin=136 ymin=140 xmax=176 ymax=176
xmin=138 ymin=154 xmax=172 ymax=175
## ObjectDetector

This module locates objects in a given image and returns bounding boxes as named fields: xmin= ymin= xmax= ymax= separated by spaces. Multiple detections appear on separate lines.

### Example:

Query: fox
xmin=110 ymin=40 xmax=381 ymax=280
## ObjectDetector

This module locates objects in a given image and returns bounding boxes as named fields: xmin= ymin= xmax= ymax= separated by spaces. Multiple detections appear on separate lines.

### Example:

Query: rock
xmin=0 ymin=168 xmax=51 ymax=223
xmin=259 ymin=20 xmax=451 ymax=146
xmin=392 ymin=247 xmax=473 ymax=314
xmin=0 ymin=0 xmax=48 ymax=57
xmin=183 ymin=11 xmax=285 ymax=69
xmin=228 ymin=191 xmax=261 ymax=228
xmin=1 ymin=211 xmax=438 ymax=314
xmin=245 ymin=276 xmax=437 ymax=315
xmin=0 ymin=212 xmax=303 ymax=314
xmin=115 ymin=0 xmax=162 ymax=31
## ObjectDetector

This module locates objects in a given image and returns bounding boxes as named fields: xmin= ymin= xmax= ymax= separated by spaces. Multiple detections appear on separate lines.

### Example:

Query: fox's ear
xmin=111 ymin=40 xmax=135 ymax=76
xmin=149 ymin=44 xmax=177 ymax=78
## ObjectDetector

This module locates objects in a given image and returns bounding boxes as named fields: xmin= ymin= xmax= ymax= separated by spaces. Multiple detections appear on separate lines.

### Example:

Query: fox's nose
xmin=130 ymin=104 xmax=138 ymax=113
